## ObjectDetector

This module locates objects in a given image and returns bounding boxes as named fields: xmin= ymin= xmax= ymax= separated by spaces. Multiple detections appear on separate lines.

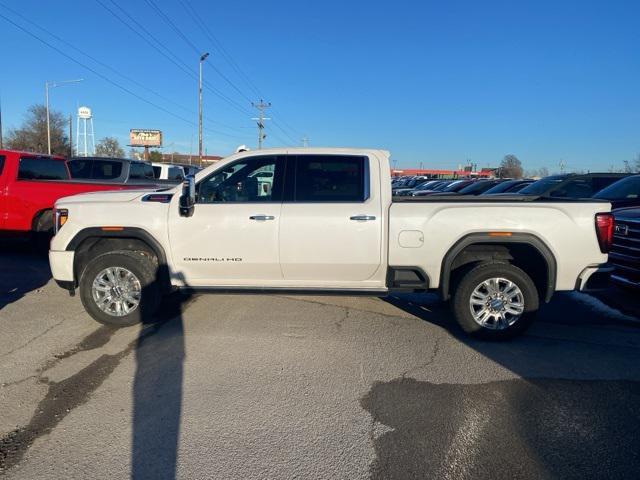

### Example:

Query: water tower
xmin=76 ymin=106 xmax=95 ymax=156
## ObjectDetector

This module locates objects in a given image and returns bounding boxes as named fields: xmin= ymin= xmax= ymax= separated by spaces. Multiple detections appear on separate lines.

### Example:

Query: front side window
xmin=294 ymin=155 xmax=366 ymax=202
xmin=197 ymin=156 xmax=281 ymax=203
xmin=18 ymin=157 xmax=68 ymax=181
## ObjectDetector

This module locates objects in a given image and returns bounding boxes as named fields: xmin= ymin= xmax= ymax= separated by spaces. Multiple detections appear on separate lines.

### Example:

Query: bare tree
xmin=95 ymin=137 xmax=125 ymax=157
xmin=6 ymin=104 xmax=70 ymax=156
xmin=499 ymin=154 xmax=524 ymax=179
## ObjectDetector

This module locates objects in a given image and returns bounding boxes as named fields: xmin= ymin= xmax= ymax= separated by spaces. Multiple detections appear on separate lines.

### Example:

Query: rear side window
xmin=18 ymin=157 xmax=68 ymax=181
xmin=550 ymin=178 xmax=593 ymax=198
xmin=0 ymin=156 xmax=5 ymax=176
xmin=68 ymin=160 xmax=93 ymax=178
xmin=92 ymin=160 xmax=123 ymax=180
xmin=152 ymin=166 xmax=161 ymax=178
xmin=129 ymin=162 xmax=155 ymax=180
xmin=168 ymin=167 xmax=184 ymax=180
xmin=294 ymin=155 xmax=367 ymax=202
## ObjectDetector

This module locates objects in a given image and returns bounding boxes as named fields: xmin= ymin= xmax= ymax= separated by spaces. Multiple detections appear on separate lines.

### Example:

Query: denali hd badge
xmin=614 ymin=224 xmax=629 ymax=236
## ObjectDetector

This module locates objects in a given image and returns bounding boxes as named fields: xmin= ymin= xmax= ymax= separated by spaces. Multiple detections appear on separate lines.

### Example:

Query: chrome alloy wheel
xmin=469 ymin=277 xmax=525 ymax=330
xmin=91 ymin=267 xmax=142 ymax=317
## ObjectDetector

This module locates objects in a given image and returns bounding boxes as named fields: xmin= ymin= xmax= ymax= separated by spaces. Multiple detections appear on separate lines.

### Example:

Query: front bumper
xmin=576 ymin=263 xmax=614 ymax=292
xmin=49 ymin=250 xmax=75 ymax=283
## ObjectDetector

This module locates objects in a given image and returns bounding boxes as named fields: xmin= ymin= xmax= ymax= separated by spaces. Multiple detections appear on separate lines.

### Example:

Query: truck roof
xmin=0 ymin=149 xmax=65 ymax=160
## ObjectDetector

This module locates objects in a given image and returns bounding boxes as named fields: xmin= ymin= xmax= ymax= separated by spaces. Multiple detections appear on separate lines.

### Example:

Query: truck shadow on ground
xmin=372 ymin=293 xmax=640 ymax=479
xmin=131 ymin=267 xmax=191 ymax=480
xmin=0 ymin=240 xmax=51 ymax=311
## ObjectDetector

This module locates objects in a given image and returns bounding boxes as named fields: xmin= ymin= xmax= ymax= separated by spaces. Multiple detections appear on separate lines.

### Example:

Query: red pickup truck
xmin=0 ymin=149 xmax=138 ymax=238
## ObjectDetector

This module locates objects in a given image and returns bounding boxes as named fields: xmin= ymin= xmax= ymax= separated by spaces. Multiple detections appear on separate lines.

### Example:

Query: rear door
xmin=279 ymin=154 xmax=384 ymax=285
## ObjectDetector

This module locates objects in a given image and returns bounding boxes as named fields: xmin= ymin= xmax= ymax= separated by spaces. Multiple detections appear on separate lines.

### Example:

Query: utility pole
xmin=251 ymin=99 xmax=271 ymax=149
xmin=559 ymin=159 xmax=566 ymax=174
xmin=198 ymin=52 xmax=209 ymax=164
xmin=301 ymin=135 xmax=309 ymax=147
xmin=68 ymin=114 xmax=73 ymax=158
xmin=45 ymin=79 xmax=83 ymax=154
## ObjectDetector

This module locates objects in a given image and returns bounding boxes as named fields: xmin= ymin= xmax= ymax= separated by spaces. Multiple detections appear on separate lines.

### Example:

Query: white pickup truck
xmin=49 ymin=148 xmax=614 ymax=339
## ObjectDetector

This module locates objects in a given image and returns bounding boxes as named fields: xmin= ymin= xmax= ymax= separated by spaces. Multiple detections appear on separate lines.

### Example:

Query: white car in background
xmin=151 ymin=163 xmax=185 ymax=181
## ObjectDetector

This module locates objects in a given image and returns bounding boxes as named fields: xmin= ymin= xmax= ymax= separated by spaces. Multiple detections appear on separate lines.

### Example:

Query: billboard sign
xmin=129 ymin=129 xmax=162 ymax=147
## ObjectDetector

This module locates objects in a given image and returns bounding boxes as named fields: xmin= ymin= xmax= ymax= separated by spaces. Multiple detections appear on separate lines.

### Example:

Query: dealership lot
xmin=1 ymin=243 xmax=640 ymax=479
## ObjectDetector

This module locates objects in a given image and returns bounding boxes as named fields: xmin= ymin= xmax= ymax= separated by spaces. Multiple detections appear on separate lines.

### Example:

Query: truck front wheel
xmin=79 ymin=251 xmax=160 ymax=327
xmin=451 ymin=262 xmax=539 ymax=340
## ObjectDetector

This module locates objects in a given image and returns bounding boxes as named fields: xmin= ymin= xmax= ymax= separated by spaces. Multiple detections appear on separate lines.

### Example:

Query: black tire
xmin=79 ymin=251 xmax=160 ymax=327
xmin=31 ymin=210 xmax=54 ymax=252
xmin=451 ymin=262 xmax=539 ymax=340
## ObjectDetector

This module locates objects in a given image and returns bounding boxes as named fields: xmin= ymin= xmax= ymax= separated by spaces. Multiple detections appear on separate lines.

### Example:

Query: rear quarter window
xmin=17 ymin=157 xmax=68 ymax=181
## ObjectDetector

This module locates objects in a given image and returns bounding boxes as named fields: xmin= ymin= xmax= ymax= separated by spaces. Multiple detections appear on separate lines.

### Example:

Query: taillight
xmin=595 ymin=212 xmax=614 ymax=253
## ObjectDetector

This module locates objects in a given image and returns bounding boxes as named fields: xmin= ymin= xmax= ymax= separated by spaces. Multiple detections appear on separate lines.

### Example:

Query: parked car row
xmin=392 ymin=172 xmax=638 ymax=206
xmin=0 ymin=149 xmax=202 ymax=240
xmin=67 ymin=156 xmax=202 ymax=185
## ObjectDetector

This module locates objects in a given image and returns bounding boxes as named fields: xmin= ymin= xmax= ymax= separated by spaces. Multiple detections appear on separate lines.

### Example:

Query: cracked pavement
xmin=1 ymin=245 xmax=640 ymax=479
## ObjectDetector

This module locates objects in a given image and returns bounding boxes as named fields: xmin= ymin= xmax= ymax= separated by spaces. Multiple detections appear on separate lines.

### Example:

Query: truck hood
xmin=56 ymin=188 xmax=166 ymax=206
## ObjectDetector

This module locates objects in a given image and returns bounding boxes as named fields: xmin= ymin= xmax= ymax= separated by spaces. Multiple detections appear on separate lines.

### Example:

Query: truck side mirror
xmin=179 ymin=175 xmax=196 ymax=217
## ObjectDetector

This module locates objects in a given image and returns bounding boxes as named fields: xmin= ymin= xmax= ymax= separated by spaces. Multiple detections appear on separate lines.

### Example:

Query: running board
xmin=178 ymin=286 xmax=390 ymax=296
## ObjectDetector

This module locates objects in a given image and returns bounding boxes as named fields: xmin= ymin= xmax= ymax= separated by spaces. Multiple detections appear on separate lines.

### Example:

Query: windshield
xmin=594 ymin=175 xmax=640 ymax=200
xmin=519 ymin=176 xmax=567 ymax=195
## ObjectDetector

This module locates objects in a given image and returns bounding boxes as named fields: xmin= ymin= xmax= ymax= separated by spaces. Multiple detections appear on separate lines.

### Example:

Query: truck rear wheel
xmin=79 ymin=251 xmax=160 ymax=327
xmin=451 ymin=262 xmax=539 ymax=340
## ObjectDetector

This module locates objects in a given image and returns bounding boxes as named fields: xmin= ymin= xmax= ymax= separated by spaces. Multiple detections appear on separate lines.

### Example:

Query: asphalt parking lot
xmin=1 ymin=242 xmax=640 ymax=479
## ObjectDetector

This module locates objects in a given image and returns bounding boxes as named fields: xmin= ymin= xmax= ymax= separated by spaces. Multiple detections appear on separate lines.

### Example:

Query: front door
xmin=279 ymin=154 xmax=384 ymax=286
xmin=168 ymin=155 xmax=285 ymax=286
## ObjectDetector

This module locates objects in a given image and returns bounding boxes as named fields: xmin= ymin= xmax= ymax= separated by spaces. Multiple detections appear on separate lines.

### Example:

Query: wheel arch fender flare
xmin=439 ymin=232 xmax=557 ymax=303
xmin=66 ymin=227 xmax=170 ymax=290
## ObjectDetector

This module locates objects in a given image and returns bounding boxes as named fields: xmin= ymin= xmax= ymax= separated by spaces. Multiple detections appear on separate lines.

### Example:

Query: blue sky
xmin=0 ymin=0 xmax=638 ymax=171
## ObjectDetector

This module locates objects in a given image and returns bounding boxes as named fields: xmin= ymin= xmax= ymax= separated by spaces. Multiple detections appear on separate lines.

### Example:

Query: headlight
xmin=54 ymin=209 xmax=68 ymax=234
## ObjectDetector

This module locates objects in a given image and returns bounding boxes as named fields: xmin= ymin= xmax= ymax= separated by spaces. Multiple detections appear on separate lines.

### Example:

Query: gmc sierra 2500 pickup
xmin=49 ymin=148 xmax=614 ymax=339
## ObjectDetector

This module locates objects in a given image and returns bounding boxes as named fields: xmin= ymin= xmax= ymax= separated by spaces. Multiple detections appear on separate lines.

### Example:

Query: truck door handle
xmin=350 ymin=215 xmax=376 ymax=221
xmin=249 ymin=215 xmax=275 ymax=221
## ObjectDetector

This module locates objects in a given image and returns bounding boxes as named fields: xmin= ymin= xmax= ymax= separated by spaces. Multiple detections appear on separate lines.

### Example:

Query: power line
xmin=0 ymin=1 xmax=246 ymax=136
xmin=0 ymin=10 xmax=246 ymax=140
xmin=271 ymin=118 xmax=297 ymax=145
xmin=143 ymin=0 xmax=254 ymax=105
xmin=177 ymin=0 xmax=263 ymax=99
xmin=174 ymin=0 xmax=305 ymax=140
xmin=97 ymin=0 xmax=253 ymax=118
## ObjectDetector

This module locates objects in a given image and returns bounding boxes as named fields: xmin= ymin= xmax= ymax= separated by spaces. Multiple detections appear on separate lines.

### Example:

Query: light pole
xmin=45 ymin=78 xmax=83 ymax=154
xmin=198 ymin=52 xmax=209 ymax=164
